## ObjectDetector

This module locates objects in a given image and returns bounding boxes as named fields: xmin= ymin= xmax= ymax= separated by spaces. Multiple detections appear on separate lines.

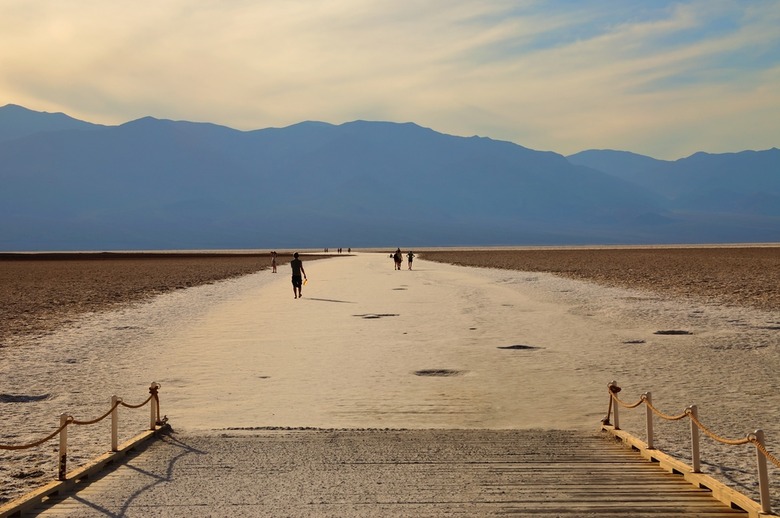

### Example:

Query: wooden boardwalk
xmin=24 ymin=429 xmax=749 ymax=517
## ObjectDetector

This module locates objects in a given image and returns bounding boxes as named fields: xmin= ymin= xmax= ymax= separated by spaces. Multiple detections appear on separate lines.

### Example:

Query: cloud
xmin=0 ymin=0 xmax=777 ymax=159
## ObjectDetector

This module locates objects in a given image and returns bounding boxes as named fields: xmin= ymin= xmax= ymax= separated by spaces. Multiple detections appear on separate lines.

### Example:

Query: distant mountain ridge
xmin=567 ymin=148 xmax=780 ymax=216
xmin=0 ymin=104 xmax=104 ymax=143
xmin=1 ymin=104 xmax=778 ymax=250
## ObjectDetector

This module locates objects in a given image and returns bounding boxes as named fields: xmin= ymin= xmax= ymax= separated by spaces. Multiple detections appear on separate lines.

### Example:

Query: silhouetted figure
xmin=271 ymin=251 xmax=277 ymax=273
xmin=290 ymin=252 xmax=307 ymax=299
xmin=393 ymin=248 xmax=402 ymax=270
xmin=407 ymin=250 xmax=414 ymax=270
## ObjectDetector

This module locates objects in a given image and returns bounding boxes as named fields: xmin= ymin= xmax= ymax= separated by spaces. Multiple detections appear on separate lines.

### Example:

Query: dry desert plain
xmin=0 ymin=252 xmax=328 ymax=346
xmin=1 ymin=246 xmax=779 ymax=513
xmin=420 ymin=246 xmax=780 ymax=313
xmin=2 ymin=247 xmax=778 ymax=347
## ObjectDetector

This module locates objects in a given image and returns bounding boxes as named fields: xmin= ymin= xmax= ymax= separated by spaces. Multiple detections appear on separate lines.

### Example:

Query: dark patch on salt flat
xmin=756 ymin=325 xmax=780 ymax=330
xmin=392 ymin=287 xmax=407 ymax=291
xmin=353 ymin=313 xmax=399 ymax=319
xmin=0 ymin=393 xmax=50 ymax=403
xmin=497 ymin=345 xmax=541 ymax=350
xmin=414 ymin=369 xmax=463 ymax=377
xmin=623 ymin=340 xmax=646 ymax=344
xmin=654 ymin=330 xmax=693 ymax=335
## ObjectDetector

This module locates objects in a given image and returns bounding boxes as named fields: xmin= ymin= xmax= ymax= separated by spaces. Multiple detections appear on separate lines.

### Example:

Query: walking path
xmin=128 ymin=251 xmax=624 ymax=431
xmin=31 ymin=429 xmax=747 ymax=517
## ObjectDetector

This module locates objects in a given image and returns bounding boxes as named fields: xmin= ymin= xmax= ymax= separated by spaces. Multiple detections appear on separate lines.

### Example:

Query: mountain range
xmin=1 ymin=104 xmax=778 ymax=250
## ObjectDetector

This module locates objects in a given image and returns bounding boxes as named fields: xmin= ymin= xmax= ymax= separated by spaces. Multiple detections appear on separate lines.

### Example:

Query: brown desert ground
xmin=0 ymin=252 xmax=327 ymax=346
xmin=421 ymin=246 xmax=780 ymax=313
xmin=1 ymin=246 xmax=778 ymax=347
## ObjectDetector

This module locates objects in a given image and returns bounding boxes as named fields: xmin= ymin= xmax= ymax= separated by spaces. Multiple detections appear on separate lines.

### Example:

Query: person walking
xmin=407 ymin=250 xmax=415 ymax=270
xmin=271 ymin=251 xmax=277 ymax=273
xmin=393 ymin=248 xmax=402 ymax=270
xmin=290 ymin=252 xmax=307 ymax=299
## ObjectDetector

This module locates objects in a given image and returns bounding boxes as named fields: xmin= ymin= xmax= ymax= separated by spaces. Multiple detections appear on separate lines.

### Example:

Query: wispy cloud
xmin=0 ymin=0 xmax=777 ymax=158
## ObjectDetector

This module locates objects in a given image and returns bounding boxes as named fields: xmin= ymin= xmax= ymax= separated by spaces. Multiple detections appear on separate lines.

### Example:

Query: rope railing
xmin=603 ymin=380 xmax=778 ymax=514
xmin=0 ymin=382 xmax=166 ymax=481
xmin=70 ymin=400 xmax=122 ymax=426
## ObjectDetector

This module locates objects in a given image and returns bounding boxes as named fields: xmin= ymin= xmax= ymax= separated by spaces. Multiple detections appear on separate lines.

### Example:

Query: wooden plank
xmin=602 ymin=424 xmax=778 ymax=518
xmin=0 ymin=425 xmax=168 ymax=518
xmin=25 ymin=429 xmax=756 ymax=517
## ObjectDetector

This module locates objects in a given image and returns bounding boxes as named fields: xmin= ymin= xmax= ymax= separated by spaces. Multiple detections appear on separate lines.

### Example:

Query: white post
xmin=754 ymin=430 xmax=771 ymax=514
xmin=689 ymin=405 xmax=700 ymax=473
xmin=58 ymin=413 xmax=69 ymax=481
xmin=111 ymin=395 xmax=119 ymax=451
xmin=644 ymin=392 xmax=654 ymax=449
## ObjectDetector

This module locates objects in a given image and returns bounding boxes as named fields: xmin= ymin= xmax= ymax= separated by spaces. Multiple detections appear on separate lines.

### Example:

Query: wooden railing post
xmin=608 ymin=381 xmax=620 ymax=430
xmin=689 ymin=405 xmax=700 ymax=473
xmin=754 ymin=429 xmax=771 ymax=514
xmin=58 ymin=413 xmax=68 ymax=481
xmin=149 ymin=382 xmax=160 ymax=430
xmin=601 ymin=381 xmax=777 ymax=513
xmin=111 ymin=395 xmax=119 ymax=452
xmin=644 ymin=392 xmax=654 ymax=449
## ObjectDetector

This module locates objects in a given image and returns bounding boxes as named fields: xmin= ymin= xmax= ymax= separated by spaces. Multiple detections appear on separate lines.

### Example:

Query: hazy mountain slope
xmin=0 ymin=104 xmax=102 ymax=143
xmin=566 ymin=149 xmax=669 ymax=185
xmin=663 ymin=150 xmax=780 ymax=215
xmin=567 ymin=148 xmax=780 ymax=217
xmin=1 ymin=106 xmax=778 ymax=249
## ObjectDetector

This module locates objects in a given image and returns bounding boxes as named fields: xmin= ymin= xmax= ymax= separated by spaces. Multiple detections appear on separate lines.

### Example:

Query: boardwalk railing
xmin=1 ymin=382 xmax=166 ymax=481
xmin=602 ymin=380 xmax=780 ymax=516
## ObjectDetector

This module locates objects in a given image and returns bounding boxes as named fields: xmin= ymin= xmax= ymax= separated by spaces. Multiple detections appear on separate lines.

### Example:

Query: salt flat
xmin=139 ymin=252 xmax=620 ymax=431
xmin=2 ymin=253 xmax=779 ymax=507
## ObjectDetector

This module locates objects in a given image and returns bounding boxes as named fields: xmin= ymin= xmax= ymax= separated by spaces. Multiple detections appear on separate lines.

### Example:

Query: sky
xmin=1 ymin=0 xmax=778 ymax=160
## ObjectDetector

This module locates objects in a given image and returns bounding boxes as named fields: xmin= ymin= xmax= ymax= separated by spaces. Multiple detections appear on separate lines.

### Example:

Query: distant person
xmin=271 ymin=251 xmax=277 ymax=273
xmin=393 ymin=248 xmax=402 ymax=270
xmin=407 ymin=250 xmax=415 ymax=270
xmin=290 ymin=252 xmax=307 ymax=299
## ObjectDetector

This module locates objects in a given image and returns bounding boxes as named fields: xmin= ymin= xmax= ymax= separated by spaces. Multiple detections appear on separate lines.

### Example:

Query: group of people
xmin=392 ymin=248 xmax=415 ymax=270
xmin=277 ymin=248 xmax=415 ymax=300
